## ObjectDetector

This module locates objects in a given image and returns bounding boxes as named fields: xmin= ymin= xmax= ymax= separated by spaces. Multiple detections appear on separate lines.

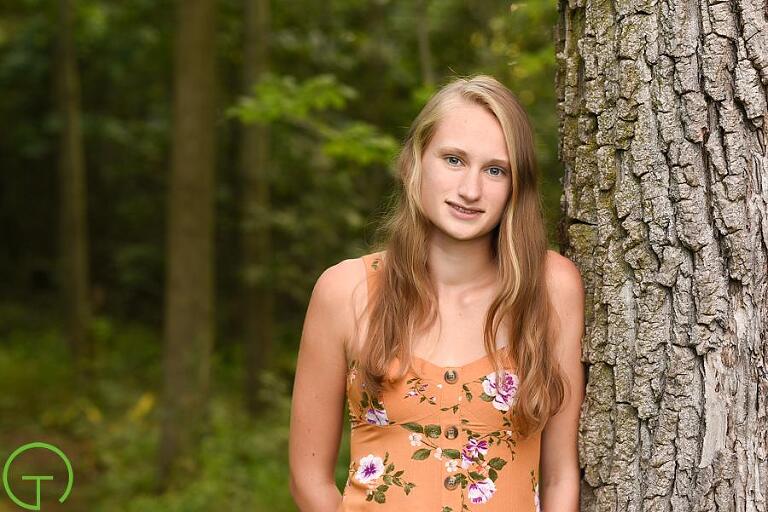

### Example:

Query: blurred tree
xmin=240 ymin=0 xmax=273 ymax=415
xmin=415 ymin=0 xmax=434 ymax=88
xmin=56 ymin=0 xmax=91 ymax=376
xmin=157 ymin=0 xmax=217 ymax=490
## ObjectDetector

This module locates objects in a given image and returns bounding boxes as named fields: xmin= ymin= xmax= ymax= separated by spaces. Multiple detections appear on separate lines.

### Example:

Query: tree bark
xmin=240 ymin=0 xmax=274 ymax=415
xmin=556 ymin=0 xmax=768 ymax=510
xmin=56 ymin=0 xmax=91 ymax=376
xmin=157 ymin=0 xmax=217 ymax=490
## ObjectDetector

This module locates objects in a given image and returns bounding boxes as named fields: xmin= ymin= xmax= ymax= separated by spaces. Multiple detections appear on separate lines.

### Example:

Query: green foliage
xmin=228 ymin=73 xmax=357 ymax=123
xmin=1 ymin=0 xmax=563 ymax=509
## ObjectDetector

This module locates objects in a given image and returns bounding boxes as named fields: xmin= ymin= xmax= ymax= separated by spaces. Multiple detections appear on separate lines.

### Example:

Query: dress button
xmin=445 ymin=425 xmax=459 ymax=440
xmin=444 ymin=369 xmax=458 ymax=384
xmin=444 ymin=475 xmax=459 ymax=490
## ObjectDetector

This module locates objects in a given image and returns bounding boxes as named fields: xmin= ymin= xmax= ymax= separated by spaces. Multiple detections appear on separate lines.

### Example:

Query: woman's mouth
xmin=447 ymin=201 xmax=483 ymax=218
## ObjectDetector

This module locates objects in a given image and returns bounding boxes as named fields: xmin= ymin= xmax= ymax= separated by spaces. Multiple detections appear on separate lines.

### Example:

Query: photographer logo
xmin=2 ymin=442 xmax=73 ymax=511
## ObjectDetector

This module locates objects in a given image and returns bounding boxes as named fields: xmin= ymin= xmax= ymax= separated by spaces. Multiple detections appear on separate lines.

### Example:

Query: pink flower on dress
xmin=354 ymin=454 xmax=384 ymax=484
xmin=365 ymin=406 xmax=389 ymax=425
xmin=534 ymin=482 xmax=541 ymax=511
xmin=482 ymin=370 xmax=520 ymax=412
xmin=461 ymin=438 xmax=489 ymax=469
xmin=463 ymin=438 xmax=489 ymax=458
xmin=468 ymin=477 xmax=496 ymax=503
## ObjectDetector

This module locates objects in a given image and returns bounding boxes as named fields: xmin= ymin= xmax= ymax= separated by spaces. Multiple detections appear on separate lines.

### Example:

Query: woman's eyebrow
xmin=437 ymin=146 xmax=510 ymax=169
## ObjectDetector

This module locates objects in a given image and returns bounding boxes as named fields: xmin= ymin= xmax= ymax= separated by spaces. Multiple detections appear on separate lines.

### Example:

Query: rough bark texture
xmin=56 ymin=0 xmax=91 ymax=375
xmin=241 ymin=0 xmax=274 ymax=415
xmin=555 ymin=0 xmax=768 ymax=510
xmin=157 ymin=0 xmax=216 ymax=489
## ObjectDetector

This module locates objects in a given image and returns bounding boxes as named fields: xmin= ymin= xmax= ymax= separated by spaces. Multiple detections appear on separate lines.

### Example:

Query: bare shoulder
xmin=311 ymin=255 xmax=369 ymax=356
xmin=544 ymin=250 xmax=584 ymax=298
xmin=313 ymin=256 xmax=366 ymax=300
xmin=544 ymin=250 xmax=585 ymax=325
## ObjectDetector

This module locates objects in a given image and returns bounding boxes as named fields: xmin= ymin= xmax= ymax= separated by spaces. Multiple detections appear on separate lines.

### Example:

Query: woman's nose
xmin=457 ymin=168 xmax=482 ymax=201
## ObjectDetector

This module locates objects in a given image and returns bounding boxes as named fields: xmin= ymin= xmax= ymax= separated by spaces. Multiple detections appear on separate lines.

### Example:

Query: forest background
xmin=0 ymin=1 xmax=564 ymax=510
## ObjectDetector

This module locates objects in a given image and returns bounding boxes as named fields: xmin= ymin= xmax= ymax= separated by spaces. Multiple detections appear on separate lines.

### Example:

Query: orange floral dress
xmin=339 ymin=252 xmax=542 ymax=511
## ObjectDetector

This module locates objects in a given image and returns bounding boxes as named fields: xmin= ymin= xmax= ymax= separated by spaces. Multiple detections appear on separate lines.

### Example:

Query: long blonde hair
xmin=359 ymin=74 xmax=566 ymax=439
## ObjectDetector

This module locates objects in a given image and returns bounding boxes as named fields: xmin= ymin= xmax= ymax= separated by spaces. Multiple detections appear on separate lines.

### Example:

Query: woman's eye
xmin=487 ymin=167 xmax=506 ymax=177
xmin=445 ymin=156 xmax=462 ymax=166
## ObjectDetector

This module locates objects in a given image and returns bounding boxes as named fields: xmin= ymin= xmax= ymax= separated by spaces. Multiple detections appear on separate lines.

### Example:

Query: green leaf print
xmin=401 ymin=422 xmax=423 ymax=433
xmin=442 ymin=448 xmax=461 ymax=459
xmin=411 ymin=448 xmax=431 ymax=460
xmin=488 ymin=457 xmax=507 ymax=470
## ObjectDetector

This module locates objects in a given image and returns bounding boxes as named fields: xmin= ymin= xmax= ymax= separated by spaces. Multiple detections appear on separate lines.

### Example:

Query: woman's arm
xmin=540 ymin=251 xmax=586 ymax=511
xmin=289 ymin=260 xmax=357 ymax=512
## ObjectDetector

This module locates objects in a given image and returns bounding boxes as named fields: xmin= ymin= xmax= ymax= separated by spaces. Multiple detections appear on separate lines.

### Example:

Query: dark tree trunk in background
xmin=56 ymin=0 xmax=91 ymax=377
xmin=240 ymin=0 xmax=274 ymax=415
xmin=555 ymin=0 xmax=768 ymax=510
xmin=416 ymin=0 xmax=434 ymax=88
xmin=157 ymin=0 xmax=217 ymax=490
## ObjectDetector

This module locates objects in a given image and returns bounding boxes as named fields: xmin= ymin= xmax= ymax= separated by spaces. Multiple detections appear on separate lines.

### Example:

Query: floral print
xmin=467 ymin=477 xmax=496 ymax=504
xmin=366 ymin=405 xmax=389 ymax=426
xmin=397 ymin=419 xmax=511 ymax=509
xmin=349 ymin=451 xmax=416 ymax=504
xmin=404 ymin=376 xmax=437 ymax=405
xmin=531 ymin=469 xmax=541 ymax=512
xmin=480 ymin=370 xmax=520 ymax=412
xmin=355 ymin=454 xmax=385 ymax=484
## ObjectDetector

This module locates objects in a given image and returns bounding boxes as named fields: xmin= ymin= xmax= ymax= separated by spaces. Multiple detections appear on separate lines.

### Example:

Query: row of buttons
xmin=444 ymin=368 xmax=460 ymax=491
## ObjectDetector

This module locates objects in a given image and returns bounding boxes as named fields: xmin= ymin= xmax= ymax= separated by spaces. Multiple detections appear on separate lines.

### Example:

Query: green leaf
xmin=401 ymin=422 xmax=423 ymax=433
xmin=488 ymin=457 xmax=507 ymax=470
xmin=442 ymin=449 xmax=461 ymax=459
xmin=411 ymin=448 xmax=431 ymax=460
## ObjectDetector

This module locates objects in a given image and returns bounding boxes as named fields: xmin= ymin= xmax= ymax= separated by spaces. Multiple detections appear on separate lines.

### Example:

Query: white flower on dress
xmin=354 ymin=454 xmax=385 ymax=484
xmin=468 ymin=477 xmax=497 ymax=504
xmin=482 ymin=370 xmax=520 ymax=412
xmin=408 ymin=433 xmax=423 ymax=447
xmin=534 ymin=482 xmax=541 ymax=512
xmin=445 ymin=459 xmax=459 ymax=472
xmin=365 ymin=406 xmax=389 ymax=426
xmin=433 ymin=447 xmax=443 ymax=460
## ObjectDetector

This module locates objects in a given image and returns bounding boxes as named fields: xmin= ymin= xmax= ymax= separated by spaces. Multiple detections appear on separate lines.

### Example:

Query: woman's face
xmin=419 ymin=100 xmax=512 ymax=242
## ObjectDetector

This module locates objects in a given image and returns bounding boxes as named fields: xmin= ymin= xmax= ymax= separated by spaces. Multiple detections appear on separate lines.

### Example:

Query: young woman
xmin=289 ymin=75 xmax=585 ymax=511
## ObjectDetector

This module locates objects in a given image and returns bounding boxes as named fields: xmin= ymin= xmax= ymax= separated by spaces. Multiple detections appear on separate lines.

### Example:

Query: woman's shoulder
xmin=313 ymin=251 xmax=384 ymax=361
xmin=544 ymin=249 xmax=582 ymax=291
xmin=543 ymin=249 xmax=585 ymax=321
xmin=312 ymin=251 xmax=384 ymax=318
xmin=316 ymin=250 xmax=384 ymax=288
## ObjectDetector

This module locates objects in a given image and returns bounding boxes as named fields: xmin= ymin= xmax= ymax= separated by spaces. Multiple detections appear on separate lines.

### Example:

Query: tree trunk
xmin=416 ymin=0 xmax=435 ymax=88
xmin=240 ymin=0 xmax=273 ymax=415
xmin=556 ymin=0 xmax=768 ymax=510
xmin=157 ymin=0 xmax=217 ymax=490
xmin=56 ymin=0 xmax=91 ymax=377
